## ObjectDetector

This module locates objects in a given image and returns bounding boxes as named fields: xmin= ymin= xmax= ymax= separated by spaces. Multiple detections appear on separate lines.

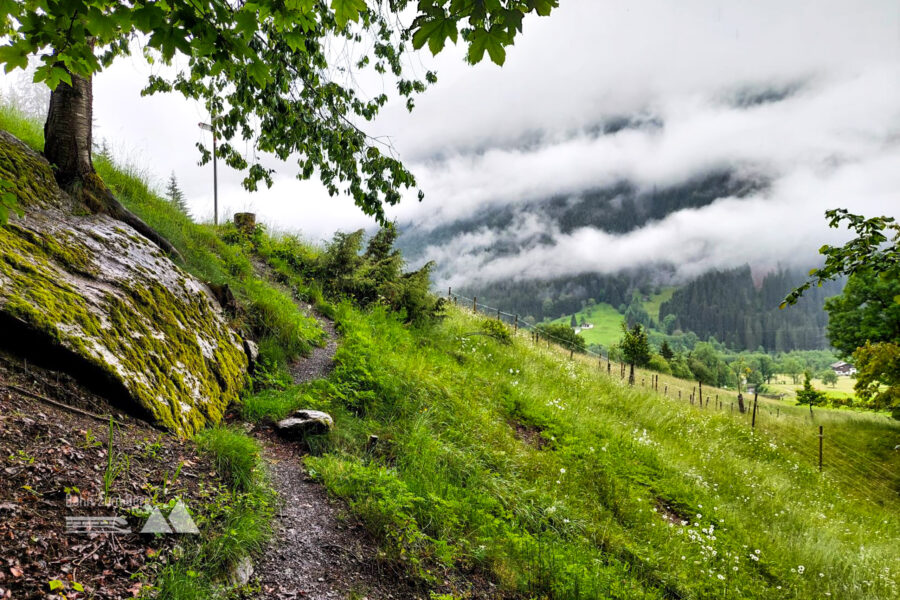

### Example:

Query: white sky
xmin=5 ymin=0 xmax=900 ymax=282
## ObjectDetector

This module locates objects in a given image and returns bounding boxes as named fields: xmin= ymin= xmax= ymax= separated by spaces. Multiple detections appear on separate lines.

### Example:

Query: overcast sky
xmin=6 ymin=0 xmax=900 ymax=285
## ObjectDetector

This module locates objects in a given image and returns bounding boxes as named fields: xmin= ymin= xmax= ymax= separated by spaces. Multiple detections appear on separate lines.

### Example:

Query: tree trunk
xmin=628 ymin=362 xmax=635 ymax=386
xmin=43 ymin=70 xmax=181 ymax=260
xmin=737 ymin=393 xmax=745 ymax=413
xmin=44 ymin=71 xmax=94 ymax=186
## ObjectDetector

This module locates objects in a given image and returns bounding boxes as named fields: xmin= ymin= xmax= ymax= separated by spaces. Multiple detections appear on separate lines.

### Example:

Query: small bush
xmin=480 ymin=318 xmax=512 ymax=344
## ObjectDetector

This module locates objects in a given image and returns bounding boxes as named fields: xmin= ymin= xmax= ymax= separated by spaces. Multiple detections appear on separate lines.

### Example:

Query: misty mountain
xmin=397 ymin=168 xmax=766 ymax=275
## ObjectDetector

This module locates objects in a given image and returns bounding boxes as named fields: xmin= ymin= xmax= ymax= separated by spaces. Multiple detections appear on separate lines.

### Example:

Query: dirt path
xmin=254 ymin=430 xmax=425 ymax=599
xmin=289 ymin=304 xmax=338 ymax=385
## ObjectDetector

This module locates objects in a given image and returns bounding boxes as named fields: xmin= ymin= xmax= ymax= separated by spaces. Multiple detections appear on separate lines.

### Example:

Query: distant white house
xmin=574 ymin=323 xmax=594 ymax=334
xmin=830 ymin=361 xmax=856 ymax=376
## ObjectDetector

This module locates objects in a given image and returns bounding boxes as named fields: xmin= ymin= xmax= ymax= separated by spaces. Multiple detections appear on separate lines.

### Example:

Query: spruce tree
xmin=165 ymin=172 xmax=189 ymax=217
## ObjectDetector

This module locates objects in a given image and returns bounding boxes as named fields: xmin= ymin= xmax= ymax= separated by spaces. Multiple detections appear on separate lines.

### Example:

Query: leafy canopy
xmin=0 ymin=0 xmax=557 ymax=222
xmin=783 ymin=209 xmax=900 ymax=307
xmin=824 ymin=268 xmax=900 ymax=357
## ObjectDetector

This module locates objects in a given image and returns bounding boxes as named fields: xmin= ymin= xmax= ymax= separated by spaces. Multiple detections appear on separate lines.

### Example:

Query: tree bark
xmin=44 ymin=71 xmax=94 ymax=186
xmin=43 ymin=70 xmax=181 ymax=260
xmin=628 ymin=362 xmax=635 ymax=386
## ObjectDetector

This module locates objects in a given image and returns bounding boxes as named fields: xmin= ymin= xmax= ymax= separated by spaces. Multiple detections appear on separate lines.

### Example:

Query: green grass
xmin=549 ymin=288 xmax=676 ymax=349
xmin=768 ymin=374 xmax=857 ymax=400
xmin=550 ymin=301 xmax=625 ymax=348
xmin=283 ymin=304 xmax=900 ymax=599
xmin=643 ymin=287 xmax=676 ymax=321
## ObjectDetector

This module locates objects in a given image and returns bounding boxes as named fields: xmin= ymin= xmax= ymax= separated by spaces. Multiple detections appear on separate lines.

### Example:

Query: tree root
xmin=75 ymin=173 xmax=184 ymax=262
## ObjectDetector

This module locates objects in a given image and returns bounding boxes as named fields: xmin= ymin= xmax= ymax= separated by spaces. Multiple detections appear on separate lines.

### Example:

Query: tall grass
xmin=290 ymin=304 xmax=900 ymax=599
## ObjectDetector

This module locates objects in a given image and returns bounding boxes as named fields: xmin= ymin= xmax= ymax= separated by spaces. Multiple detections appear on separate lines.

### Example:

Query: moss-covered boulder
xmin=0 ymin=131 xmax=247 ymax=436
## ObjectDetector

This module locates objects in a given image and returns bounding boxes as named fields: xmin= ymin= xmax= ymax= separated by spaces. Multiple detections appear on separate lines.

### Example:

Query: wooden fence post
xmin=473 ymin=296 xmax=477 ymax=313
xmin=496 ymin=308 xmax=501 ymax=320
xmin=751 ymin=391 xmax=758 ymax=428
xmin=664 ymin=384 xmax=668 ymax=396
xmin=514 ymin=314 xmax=518 ymax=334
xmin=607 ymin=359 xmax=611 ymax=375
xmin=448 ymin=286 xmax=452 ymax=300
xmin=699 ymin=381 xmax=703 ymax=406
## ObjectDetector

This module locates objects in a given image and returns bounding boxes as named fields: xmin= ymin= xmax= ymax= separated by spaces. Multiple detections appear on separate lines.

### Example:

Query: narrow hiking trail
xmin=243 ymin=266 xmax=429 ymax=599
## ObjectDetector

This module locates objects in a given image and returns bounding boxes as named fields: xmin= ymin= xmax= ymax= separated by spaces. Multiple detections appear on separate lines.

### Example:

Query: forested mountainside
xmin=659 ymin=266 xmax=844 ymax=352
xmin=396 ymin=169 xmax=765 ymax=269
xmin=454 ymin=265 xmax=840 ymax=352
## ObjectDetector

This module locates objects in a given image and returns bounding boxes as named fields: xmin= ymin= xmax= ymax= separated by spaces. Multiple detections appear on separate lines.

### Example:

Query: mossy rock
xmin=0 ymin=132 xmax=248 ymax=436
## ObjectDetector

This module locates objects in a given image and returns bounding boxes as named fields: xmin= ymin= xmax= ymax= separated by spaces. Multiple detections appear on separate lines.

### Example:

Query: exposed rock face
xmin=0 ymin=131 xmax=247 ymax=436
xmin=275 ymin=409 xmax=334 ymax=438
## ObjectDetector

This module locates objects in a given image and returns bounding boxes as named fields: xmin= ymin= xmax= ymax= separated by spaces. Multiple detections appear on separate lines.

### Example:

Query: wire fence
xmin=446 ymin=288 xmax=900 ymax=505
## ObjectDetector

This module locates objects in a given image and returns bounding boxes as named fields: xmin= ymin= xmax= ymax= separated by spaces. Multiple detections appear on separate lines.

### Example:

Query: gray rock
xmin=276 ymin=409 xmax=334 ymax=438
xmin=227 ymin=555 xmax=254 ymax=587
xmin=0 ymin=131 xmax=248 ymax=436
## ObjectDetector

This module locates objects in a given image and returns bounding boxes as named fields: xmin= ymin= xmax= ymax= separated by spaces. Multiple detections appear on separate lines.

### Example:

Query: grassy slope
xmin=550 ymin=288 xmax=676 ymax=348
xmin=246 ymin=302 xmax=900 ymax=599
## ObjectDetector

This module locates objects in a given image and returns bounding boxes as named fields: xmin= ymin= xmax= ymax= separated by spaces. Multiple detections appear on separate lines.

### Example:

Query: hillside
xmin=1 ymin=111 xmax=899 ymax=600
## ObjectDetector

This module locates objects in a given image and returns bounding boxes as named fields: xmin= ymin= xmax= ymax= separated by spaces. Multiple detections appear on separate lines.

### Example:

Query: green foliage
xmin=825 ymin=268 xmax=900 ymax=357
xmin=821 ymin=369 xmax=839 ymax=387
xmin=795 ymin=373 xmax=827 ymax=411
xmin=164 ymin=171 xmax=189 ymax=216
xmin=647 ymin=354 xmax=672 ymax=375
xmin=480 ymin=317 xmax=512 ymax=344
xmin=280 ymin=225 xmax=442 ymax=323
xmin=536 ymin=322 xmax=586 ymax=352
xmin=659 ymin=340 xmax=674 ymax=360
xmin=155 ymin=428 xmax=274 ymax=599
xmin=785 ymin=210 xmax=900 ymax=306
xmin=620 ymin=322 xmax=651 ymax=368
xmin=0 ymin=0 xmax=553 ymax=222
xmin=194 ymin=426 xmax=263 ymax=493
xmin=852 ymin=342 xmax=900 ymax=418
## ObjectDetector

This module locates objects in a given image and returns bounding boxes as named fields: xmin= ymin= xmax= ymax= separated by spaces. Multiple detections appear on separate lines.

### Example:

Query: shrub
xmin=480 ymin=317 xmax=512 ymax=344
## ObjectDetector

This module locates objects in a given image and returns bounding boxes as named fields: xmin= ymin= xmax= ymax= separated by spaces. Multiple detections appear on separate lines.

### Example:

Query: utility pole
xmin=198 ymin=121 xmax=218 ymax=225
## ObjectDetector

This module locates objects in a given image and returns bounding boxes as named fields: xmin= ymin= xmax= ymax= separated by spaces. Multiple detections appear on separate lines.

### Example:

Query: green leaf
xmin=331 ymin=0 xmax=366 ymax=28
xmin=48 ymin=580 xmax=64 ymax=591
xmin=72 ymin=582 xmax=85 ymax=592
xmin=0 ymin=43 xmax=28 ymax=73
xmin=467 ymin=28 xmax=506 ymax=65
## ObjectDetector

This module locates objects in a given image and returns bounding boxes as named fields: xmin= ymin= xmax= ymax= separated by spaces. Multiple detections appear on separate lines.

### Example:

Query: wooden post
xmin=818 ymin=425 xmax=824 ymax=472
xmin=496 ymin=307 xmax=501 ymax=320
xmin=607 ymin=359 xmax=611 ymax=375
xmin=716 ymin=394 xmax=719 ymax=409
xmin=664 ymin=384 xmax=668 ymax=396
xmin=448 ymin=286 xmax=452 ymax=300
xmin=570 ymin=347 xmax=574 ymax=360
xmin=751 ymin=391 xmax=758 ymax=428
xmin=514 ymin=315 xmax=519 ymax=334
xmin=698 ymin=381 xmax=703 ymax=406
xmin=473 ymin=296 xmax=477 ymax=313
xmin=678 ymin=390 xmax=682 ymax=400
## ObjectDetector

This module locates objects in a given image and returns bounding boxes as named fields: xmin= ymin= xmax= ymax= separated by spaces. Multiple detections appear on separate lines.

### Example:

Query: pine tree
xmin=660 ymin=340 xmax=674 ymax=360
xmin=570 ymin=314 xmax=578 ymax=328
xmin=165 ymin=172 xmax=189 ymax=217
